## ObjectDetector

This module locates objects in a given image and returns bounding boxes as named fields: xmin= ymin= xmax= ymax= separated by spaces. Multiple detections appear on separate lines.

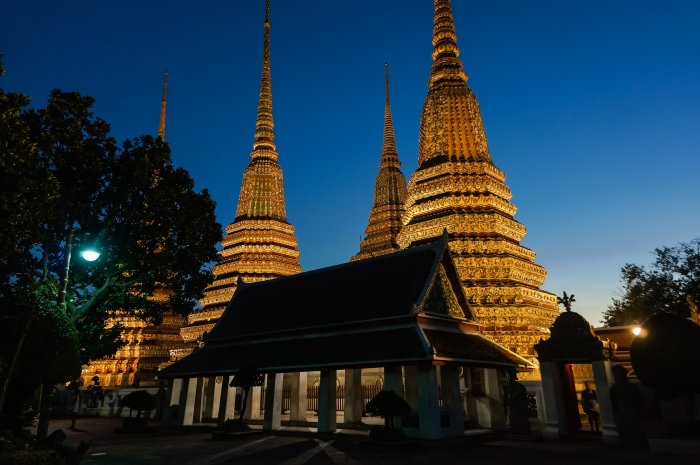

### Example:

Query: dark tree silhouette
xmin=230 ymin=367 xmax=265 ymax=423
xmin=603 ymin=238 xmax=700 ymax=326
xmin=0 ymin=88 xmax=221 ymax=436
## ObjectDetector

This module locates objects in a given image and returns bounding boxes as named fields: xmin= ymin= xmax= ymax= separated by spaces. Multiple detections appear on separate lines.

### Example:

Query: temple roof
xmin=210 ymin=240 xmax=449 ymax=340
xmin=160 ymin=237 xmax=532 ymax=378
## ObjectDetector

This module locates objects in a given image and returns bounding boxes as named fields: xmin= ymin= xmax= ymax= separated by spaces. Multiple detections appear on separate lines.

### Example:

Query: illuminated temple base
xmin=81 ymin=312 xmax=186 ymax=388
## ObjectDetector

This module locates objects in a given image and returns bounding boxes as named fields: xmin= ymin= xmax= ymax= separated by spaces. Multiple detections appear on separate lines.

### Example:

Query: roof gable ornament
xmin=423 ymin=265 xmax=464 ymax=318
xmin=412 ymin=231 xmax=472 ymax=320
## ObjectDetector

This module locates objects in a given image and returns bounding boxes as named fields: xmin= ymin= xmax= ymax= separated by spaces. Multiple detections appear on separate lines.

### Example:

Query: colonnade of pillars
xmin=163 ymin=364 xmax=506 ymax=440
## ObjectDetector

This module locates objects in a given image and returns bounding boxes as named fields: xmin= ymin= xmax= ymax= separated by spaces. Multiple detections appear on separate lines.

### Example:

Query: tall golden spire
xmin=397 ymin=0 xmax=558 ymax=371
xmin=158 ymin=71 xmax=168 ymax=140
xmin=429 ymin=0 xmax=468 ymax=89
xmin=380 ymin=63 xmax=400 ymax=169
xmin=236 ymin=0 xmax=286 ymax=221
xmin=252 ymin=0 xmax=275 ymax=156
xmin=181 ymin=0 xmax=301 ymax=348
xmin=351 ymin=64 xmax=407 ymax=261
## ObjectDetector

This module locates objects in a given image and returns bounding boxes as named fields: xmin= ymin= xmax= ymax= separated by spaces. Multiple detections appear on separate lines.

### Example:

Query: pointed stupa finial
xmin=252 ymin=0 xmax=276 ymax=158
xmin=429 ymin=0 xmax=468 ymax=89
xmin=380 ymin=63 xmax=400 ymax=169
xmin=158 ymin=70 xmax=168 ymax=140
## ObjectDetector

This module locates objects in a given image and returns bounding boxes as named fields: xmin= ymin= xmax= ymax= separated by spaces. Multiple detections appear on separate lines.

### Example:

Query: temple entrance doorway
xmin=563 ymin=363 xmax=601 ymax=435
xmin=535 ymin=309 xmax=618 ymax=442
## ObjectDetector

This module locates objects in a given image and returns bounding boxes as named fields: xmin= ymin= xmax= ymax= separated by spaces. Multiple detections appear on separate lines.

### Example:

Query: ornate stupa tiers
xmin=397 ymin=0 xmax=558 ymax=366
xmin=351 ymin=64 xmax=407 ymax=262
xmin=82 ymin=72 xmax=187 ymax=388
xmin=179 ymin=0 xmax=301 ymax=351
xmin=81 ymin=311 xmax=185 ymax=388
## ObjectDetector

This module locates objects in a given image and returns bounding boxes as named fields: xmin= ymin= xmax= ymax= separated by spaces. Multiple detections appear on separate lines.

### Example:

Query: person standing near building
xmin=581 ymin=381 xmax=600 ymax=432
xmin=70 ymin=390 xmax=80 ymax=430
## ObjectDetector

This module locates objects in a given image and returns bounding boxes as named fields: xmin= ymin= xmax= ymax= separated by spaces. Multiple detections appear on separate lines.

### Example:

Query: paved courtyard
xmin=38 ymin=417 xmax=696 ymax=465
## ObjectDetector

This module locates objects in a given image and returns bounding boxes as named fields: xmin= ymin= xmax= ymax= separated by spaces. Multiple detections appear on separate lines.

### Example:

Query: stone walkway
xmin=36 ymin=417 xmax=697 ymax=465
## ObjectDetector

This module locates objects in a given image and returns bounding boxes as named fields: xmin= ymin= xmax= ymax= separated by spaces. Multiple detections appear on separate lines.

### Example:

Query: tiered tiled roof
xmin=161 ymin=238 xmax=531 ymax=379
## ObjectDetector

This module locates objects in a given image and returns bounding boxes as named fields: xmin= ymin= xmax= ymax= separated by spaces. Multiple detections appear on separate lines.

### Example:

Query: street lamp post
xmin=36 ymin=235 xmax=101 ymax=439
xmin=57 ymin=231 xmax=74 ymax=312
xmin=57 ymin=230 xmax=101 ymax=312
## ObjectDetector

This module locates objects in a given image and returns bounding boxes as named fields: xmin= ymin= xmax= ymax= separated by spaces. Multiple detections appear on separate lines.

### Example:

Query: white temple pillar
xmin=217 ymin=376 xmax=237 ymax=428
xmin=475 ymin=368 xmax=506 ymax=430
xmin=344 ymin=368 xmax=363 ymax=424
xmin=245 ymin=386 xmax=262 ymax=420
xmin=440 ymin=365 xmax=465 ymax=436
xmin=263 ymin=373 xmax=283 ymax=431
xmin=384 ymin=365 xmax=405 ymax=428
xmin=289 ymin=372 xmax=308 ymax=422
xmin=539 ymin=361 xmax=562 ymax=440
xmin=404 ymin=366 xmax=418 ymax=407
xmin=162 ymin=379 xmax=176 ymax=424
xmin=192 ymin=377 xmax=205 ymax=423
xmin=177 ymin=377 xmax=198 ymax=426
xmin=202 ymin=376 xmax=221 ymax=419
xmin=212 ymin=378 xmax=222 ymax=418
xmin=170 ymin=378 xmax=182 ymax=406
xmin=592 ymin=360 xmax=619 ymax=444
xmin=417 ymin=364 xmax=442 ymax=439
xmin=318 ymin=369 xmax=337 ymax=433
xmin=384 ymin=366 xmax=404 ymax=397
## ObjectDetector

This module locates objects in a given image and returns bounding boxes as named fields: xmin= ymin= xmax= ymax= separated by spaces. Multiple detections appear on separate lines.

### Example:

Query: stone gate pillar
xmin=592 ymin=359 xmax=618 ymax=444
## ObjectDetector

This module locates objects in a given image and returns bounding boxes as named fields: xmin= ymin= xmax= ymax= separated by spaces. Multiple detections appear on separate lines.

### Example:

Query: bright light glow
xmin=80 ymin=250 xmax=101 ymax=262
xmin=632 ymin=326 xmax=641 ymax=336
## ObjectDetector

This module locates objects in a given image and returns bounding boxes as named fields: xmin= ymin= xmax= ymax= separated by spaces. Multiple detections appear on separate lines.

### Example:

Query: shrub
xmin=119 ymin=391 xmax=155 ymax=418
xmin=0 ymin=450 xmax=65 ymax=465
xmin=0 ymin=435 xmax=17 ymax=451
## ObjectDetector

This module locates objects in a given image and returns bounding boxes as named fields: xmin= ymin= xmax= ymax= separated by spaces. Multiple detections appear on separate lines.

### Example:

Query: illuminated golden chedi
xmin=82 ymin=72 xmax=189 ymax=387
xmin=352 ymin=64 xmax=407 ymax=262
xmin=182 ymin=1 xmax=301 ymax=347
xmin=397 ymin=0 xmax=558 ymax=360
xmin=81 ymin=307 xmax=185 ymax=388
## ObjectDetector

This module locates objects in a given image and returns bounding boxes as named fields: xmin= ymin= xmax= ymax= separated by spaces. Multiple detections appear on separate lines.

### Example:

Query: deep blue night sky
xmin=2 ymin=0 xmax=699 ymax=323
